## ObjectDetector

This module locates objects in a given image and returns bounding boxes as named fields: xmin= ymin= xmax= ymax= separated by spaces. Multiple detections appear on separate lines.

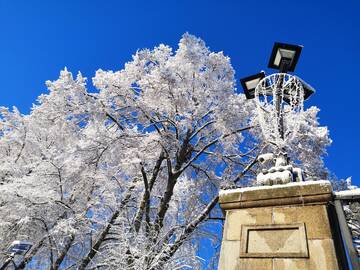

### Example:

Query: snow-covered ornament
xmin=255 ymin=73 xmax=304 ymax=148
xmin=254 ymin=73 xmax=307 ymax=185
xmin=256 ymin=152 xmax=304 ymax=185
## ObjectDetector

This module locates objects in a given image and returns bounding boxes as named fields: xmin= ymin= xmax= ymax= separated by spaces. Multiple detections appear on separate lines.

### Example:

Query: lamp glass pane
xmin=274 ymin=49 xmax=296 ymax=66
xmin=245 ymin=78 xmax=261 ymax=90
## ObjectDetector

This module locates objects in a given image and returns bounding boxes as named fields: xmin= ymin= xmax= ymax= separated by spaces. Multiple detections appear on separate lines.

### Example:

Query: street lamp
xmin=268 ymin=42 xmax=303 ymax=72
xmin=240 ymin=71 xmax=265 ymax=99
xmin=240 ymin=42 xmax=313 ymax=186
xmin=0 ymin=240 xmax=32 ymax=270
xmin=8 ymin=241 xmax=32 ymax=255
xmin=297 ymin=77 xmax=315 ymax=101
xmin=241 ymin=42 xmax=312 ymax=103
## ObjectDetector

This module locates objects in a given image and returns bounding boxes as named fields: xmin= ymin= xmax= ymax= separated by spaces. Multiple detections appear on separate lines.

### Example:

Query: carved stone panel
xmin=239 ymin=223 xmax=308 ymax=258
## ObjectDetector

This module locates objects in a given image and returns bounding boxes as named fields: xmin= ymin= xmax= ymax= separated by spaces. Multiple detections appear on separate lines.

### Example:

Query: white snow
xmin=220 ymin=180 xmax=331 ymax=196
xmin=334 ymin=189 xmax=360 ymax=199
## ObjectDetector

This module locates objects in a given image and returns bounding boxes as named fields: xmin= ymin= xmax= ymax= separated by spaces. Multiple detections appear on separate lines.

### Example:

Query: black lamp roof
xmin=240 ymin=71 xmax=265 ymax=99
xmin=268 ymin=42 xmax=303 ymax=72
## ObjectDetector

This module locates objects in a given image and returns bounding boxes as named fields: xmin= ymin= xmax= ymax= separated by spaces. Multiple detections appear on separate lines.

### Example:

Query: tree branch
xmin=175 ymin=126 xmax=254 ymax=176
xmin=76 ymin=182 xmax=135 ymax=270
xmin=150 ymin=196 xmax=219 ymax=270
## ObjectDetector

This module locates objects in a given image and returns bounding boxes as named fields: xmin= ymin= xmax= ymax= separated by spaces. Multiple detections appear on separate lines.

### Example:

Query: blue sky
xmin=1 ymin=0 xmax=359 ymax=185
xmin=1 ymin=0 xmax=359 ymax=268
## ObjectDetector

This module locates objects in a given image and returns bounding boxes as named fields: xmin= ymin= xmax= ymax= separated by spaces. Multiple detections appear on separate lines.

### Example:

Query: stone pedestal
xmin=218 ymin=181 xmax=341 ymax=270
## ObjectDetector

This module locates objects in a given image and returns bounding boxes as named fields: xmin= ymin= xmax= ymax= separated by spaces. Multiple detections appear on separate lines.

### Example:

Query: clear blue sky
xmin=1 ymin=0 xmax=359 ymax=267
xmin=1 ymin=0 xmax=359 ymax=184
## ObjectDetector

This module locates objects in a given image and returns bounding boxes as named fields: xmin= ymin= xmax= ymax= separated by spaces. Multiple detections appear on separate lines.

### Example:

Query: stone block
xmin=218 ymin=240 xmax=240 ymax=270
xmin=273 ymin=205 xmax=332 ymax=239
xmin=273 ymin=239 xmax=339 ymax=270
xmin=225 ymin=208 xmax=272 ymax=240
xmin=273 ymin=259 xmax=311 ymax=270
xmin=307 ymin=239 xmax=338 ymax=269
xmin=238 ymin=258 xmax=273 ymax=270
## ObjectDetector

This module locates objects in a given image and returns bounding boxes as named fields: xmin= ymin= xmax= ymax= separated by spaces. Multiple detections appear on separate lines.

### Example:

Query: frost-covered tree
xmin=0 ymin=34 xmax=331 ymax=270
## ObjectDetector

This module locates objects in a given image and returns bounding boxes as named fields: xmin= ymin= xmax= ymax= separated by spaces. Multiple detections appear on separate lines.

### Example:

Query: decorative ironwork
xmin=255 ymin=73 xmax=304 ymax=148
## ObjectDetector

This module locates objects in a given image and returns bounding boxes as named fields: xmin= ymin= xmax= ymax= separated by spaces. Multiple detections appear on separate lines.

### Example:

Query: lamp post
xmin=240 ymin=42 xmax=315 ymax=185
xmin=0 ymin=241 xmax=32 ymax=270
xmin=268 ymin=42 xmax=303 ymax=142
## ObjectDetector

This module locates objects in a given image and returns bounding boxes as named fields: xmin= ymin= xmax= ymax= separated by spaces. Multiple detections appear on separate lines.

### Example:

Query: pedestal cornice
xmin=219 ymin=180 xmax=333 ymax=210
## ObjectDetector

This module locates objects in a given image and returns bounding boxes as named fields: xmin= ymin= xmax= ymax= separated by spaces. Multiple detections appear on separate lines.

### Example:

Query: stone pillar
xmin=218 ymin=181 xmax=341 ymax=270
